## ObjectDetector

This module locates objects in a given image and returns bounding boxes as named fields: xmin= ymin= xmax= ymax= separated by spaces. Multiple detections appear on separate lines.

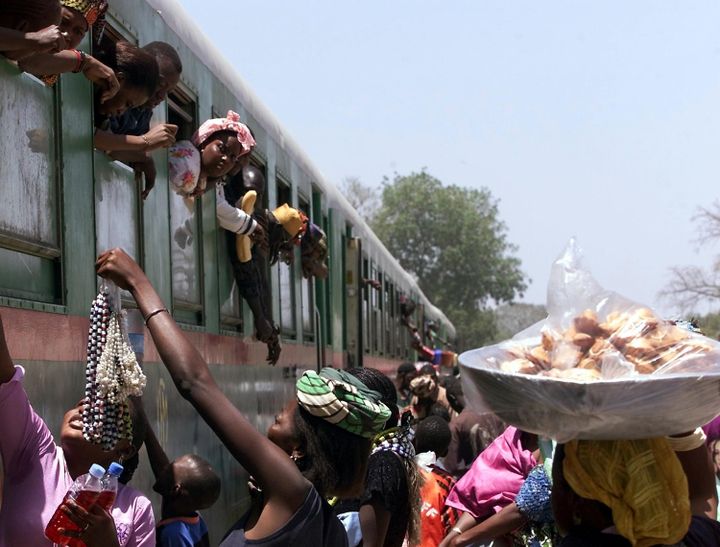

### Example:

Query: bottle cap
xmin=89 ymin=464 xmax=106 ymax=478
xmin=108 ymin=462 xmax=124 ymax=477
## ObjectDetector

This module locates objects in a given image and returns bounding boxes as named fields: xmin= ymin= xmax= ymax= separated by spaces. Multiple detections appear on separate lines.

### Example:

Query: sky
xmin=179 ymin=0 xmax=720 ymax=315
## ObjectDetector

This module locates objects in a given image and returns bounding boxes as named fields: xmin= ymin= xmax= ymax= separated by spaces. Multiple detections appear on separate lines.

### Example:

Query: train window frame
xmin=298 ymin=194 xmax=314 ymax=343
xmin=363 ymin=256 xmax=371 ymax=355
xmin=167 ymin=89 xmax=204 ymax=326
xmin=0 ymin=57 xmax=64 ymax=307
xmin=276 ymin=175 xmax=296 ymax=338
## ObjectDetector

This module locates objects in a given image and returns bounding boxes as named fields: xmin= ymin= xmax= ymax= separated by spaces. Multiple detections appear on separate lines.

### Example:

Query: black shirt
xmin=221 ymin=487 xmax=348 ymax=547
xmin=352 ymin=450 xmax=410 ymax=547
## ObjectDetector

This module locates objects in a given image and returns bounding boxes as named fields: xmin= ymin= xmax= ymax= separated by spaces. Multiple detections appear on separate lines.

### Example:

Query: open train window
xmin=299 ymin=195 xmax=314 ymax=343
xmin=276 ymin=176 xmax=295 ymax=337
xmin=363 ymin=257 xmax=370 ymax=355
xmin=168 ymin=90 xmax=203 ymax=325
xmin=167 ymin=88 xmax=196 ymax=141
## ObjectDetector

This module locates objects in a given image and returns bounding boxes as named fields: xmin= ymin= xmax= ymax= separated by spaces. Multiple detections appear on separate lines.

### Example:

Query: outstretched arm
xmin=95 ymin=249 xmax=308 ymax=506
xmin=0 ymin=314 xmax=14 ymax=385
xmin=0 ymin=25 xmax=63 ymax=55
xmin=670 ymin=431 xmax=718 ymax=519
xmin=444 ymin=504 xmax=525 ymax=547
xmin=132 ymin=399 xmax=170 ymax=480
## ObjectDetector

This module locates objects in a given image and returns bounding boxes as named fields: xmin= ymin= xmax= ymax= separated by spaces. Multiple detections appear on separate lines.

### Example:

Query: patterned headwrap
xmin=61 ymin=0 xmax=108 ymax=26
xmin=296 ymin=368 xmax=391 ymax=438
xmin=191 ymin=110 xmax=256 ymax=156
xmin=563 ymin=438 xmax=691 ymax=547
xmin=409 ymin=374 xmax=438 ymax=399
xmin=273 ymin=204 xmax=309 ymax=242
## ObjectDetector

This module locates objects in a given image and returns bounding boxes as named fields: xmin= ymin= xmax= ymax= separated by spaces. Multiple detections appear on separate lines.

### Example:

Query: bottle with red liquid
xmin=45 ymin=463 xmax=106 ymax=545
xmin=97 ymin=462 xmax=124 ymax=511
xmin=64 ymin=462 xmax=125 ymax=547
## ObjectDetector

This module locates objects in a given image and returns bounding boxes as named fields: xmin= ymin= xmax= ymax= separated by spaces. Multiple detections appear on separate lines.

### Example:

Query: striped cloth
xmin=296 ymin=368 xmax=390 ymax=438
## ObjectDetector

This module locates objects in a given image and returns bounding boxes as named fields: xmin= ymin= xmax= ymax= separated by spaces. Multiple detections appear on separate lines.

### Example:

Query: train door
xmin=344 ymin=237 xmax=363 ymax=368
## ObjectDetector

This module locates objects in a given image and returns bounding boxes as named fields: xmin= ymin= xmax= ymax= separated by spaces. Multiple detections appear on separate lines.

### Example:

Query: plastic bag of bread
xmin=460 ymin=239 xmax=720 ymax=442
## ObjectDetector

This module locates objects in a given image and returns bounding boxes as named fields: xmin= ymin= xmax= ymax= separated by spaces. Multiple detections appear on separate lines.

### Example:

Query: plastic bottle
xmin=44 ymin=463 xmax=106 ymax=545
xmin=97 ymin=462 xmax=124 ymax=511
xmin=64 ymin=462 xmax=126 ymax=547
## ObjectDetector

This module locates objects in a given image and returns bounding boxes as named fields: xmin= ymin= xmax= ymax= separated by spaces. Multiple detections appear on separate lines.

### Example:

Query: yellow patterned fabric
xmin=563 ymin=438 xmax=691 ymax=547
xmin=273 ymin=204 xmax=306 ymax=238
xmin=61 ymin=0 xmax=108 ymax=25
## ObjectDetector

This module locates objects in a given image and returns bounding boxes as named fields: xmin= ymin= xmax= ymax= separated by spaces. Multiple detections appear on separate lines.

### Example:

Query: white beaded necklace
xmin=82 ymin=284 xmax=147 ymax=450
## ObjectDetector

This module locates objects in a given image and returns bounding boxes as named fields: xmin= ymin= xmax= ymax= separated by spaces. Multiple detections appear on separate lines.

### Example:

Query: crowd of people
xmin=3 ymin=1 xmax=720 ymax=547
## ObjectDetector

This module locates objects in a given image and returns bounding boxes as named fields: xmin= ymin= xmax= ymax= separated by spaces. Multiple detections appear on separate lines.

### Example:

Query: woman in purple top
xmin=0 ymin=315 xmax=155 ymax=546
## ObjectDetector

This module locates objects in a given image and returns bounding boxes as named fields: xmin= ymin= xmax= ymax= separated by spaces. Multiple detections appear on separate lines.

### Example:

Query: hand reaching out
xmin=83 ymin=56 xmax=120 ymax=103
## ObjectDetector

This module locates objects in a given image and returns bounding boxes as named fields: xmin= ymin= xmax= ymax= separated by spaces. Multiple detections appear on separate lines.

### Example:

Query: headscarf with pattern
xmin=191 ymin=110 xmax=256 ymax=156
xmin=296 ymin=368 xmax=391 ymax=439
xmin=563 ymin=438 xmax=691 ymax=547
xmin=62 ymin=0 xmax=108 ymax=25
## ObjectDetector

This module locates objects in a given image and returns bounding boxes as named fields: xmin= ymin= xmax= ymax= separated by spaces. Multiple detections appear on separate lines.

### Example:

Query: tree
xmin=372 ymin=170 xmax=528 ymax=349
xmin=493 ymin=303 xmax=547 ymax=342
xmin=662 ymin=202 xmax=720 ymax=311
xmin=339 ymin=176 xmax=380 ymax=223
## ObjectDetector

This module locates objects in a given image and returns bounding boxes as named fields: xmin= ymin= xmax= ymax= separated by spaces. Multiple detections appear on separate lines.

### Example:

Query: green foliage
xmin=493 ymin=303 xmax=548 ymax=342
xmin=372 ymin=170 xmax=528 ymax=350
xmin=691 ymin=312 xmax=720 ymax=340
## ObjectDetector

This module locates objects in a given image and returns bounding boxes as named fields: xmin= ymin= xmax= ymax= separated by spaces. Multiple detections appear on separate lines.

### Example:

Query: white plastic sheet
xmin=460 ymin=240 xmax=720 ymax=442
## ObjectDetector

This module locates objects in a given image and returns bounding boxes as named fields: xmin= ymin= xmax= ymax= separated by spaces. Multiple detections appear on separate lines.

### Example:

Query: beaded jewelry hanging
xmin=82 ymin=281 xmax=147 ymax=450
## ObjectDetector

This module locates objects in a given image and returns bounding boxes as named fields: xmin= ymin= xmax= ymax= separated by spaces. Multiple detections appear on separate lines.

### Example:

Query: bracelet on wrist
xmin=451 ymin=527 xmax=463 ymax=535
xmin=71 ymin=50 xmax=87 ymax=73
xmin=143 ymin=308 xmax=168 ymax=326
xmin=142 ymin=134 xmax=151 ymax=150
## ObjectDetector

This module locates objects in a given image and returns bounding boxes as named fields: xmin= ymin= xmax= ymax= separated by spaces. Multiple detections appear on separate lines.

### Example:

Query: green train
xmin=0 ymin=0 xmax=454 ymax=535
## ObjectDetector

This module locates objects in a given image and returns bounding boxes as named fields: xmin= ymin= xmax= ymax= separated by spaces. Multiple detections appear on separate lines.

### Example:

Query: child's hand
xmin=82 ymin=56 xmax=120 ymax=103
xmin=58 ymin=499 xmax=121 ymax=547
xmin=26 ymin=25 xmax=64 ymax=54
xmin=142 ymin=123 xmax=178 ymax=150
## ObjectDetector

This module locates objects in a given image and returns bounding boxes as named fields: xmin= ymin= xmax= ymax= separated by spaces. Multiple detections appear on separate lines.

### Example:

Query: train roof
xmin=142 ymin=0 xmax=454 ymax=338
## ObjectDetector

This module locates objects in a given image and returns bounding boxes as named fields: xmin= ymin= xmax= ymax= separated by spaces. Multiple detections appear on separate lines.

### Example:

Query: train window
xmin=167 ymin=88 xmax=196 ymax=141
xmin=168 ymin=92 xmax=203 ymax=325
xmin=323 ymin=213 xmax=332 ymax=347
xmin=299 ymin=195 xmax=314 ymax=342
xmin=276 ymin=177 xmax=295 ymax=336
xmin=372 ymin=267 xmax=381 ymax=354
xmin=384 ymin=279 xmax=392 ymax=356
xmin=0 ymin=60 xmax=61 ymax=303
xmin=363 ymin=257 xmax=370 ymax=355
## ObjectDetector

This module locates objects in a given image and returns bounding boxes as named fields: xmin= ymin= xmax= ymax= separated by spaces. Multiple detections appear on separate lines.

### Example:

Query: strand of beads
xmin=83 ymin=289 xmax=147 ymax=450
xmin=82 ymin=289 xmax=111 ymax=445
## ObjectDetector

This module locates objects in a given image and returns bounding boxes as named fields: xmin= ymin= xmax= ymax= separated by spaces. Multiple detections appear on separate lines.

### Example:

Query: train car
xmin=0 ymin=0 xmax=455 ymax=535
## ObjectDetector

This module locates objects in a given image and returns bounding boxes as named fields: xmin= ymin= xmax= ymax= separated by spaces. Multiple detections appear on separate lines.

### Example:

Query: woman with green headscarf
xmin=96 ymin=247 xmax=390 ymax=547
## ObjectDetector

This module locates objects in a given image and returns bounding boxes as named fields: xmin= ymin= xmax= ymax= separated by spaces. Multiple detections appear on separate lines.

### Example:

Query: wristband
xmin=451 ymin=527 xmax=463 ymax=535
xmin=666 ymin=428 xmax=707 ymax=452
xmin=71 ymin=49 xmax=87 ymax=73
xmin=143 ymin=308 xmax=168 ymax=326
xmin=142 ymin=134 xmax=151 ymax=149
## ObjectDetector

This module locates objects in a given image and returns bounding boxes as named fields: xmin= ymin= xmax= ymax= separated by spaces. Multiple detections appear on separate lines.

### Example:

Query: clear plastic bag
xmin=460 ymin=239 xmax=720 ymax=442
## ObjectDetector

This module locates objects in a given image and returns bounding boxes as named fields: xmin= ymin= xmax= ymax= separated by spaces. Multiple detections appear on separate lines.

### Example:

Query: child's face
xmin=59 ymin=7 xmax=88 ymax=50
xmin=147 ymin=59 xmax=181 ymax=109
xmin=200 ymin=133 xmax=243 ymax=179
xmin=98 ymin=83 xmax=150 ymax=118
